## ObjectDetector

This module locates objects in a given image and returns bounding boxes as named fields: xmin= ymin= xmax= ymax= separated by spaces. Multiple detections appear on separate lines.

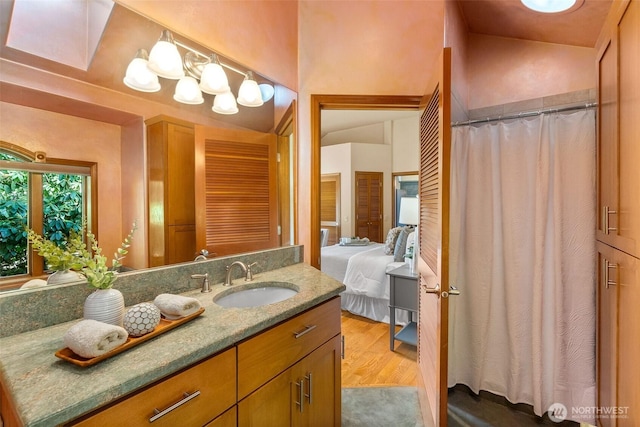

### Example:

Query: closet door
xmin=194 ymin=126 xmax=278 ymax=257
xmin=597 ymin=0 xmax=640 ymax=258
xmin=354 ymin=171 xmax=383 ymax=242
xmin=417 ymin=48 xmax=453 ymax=427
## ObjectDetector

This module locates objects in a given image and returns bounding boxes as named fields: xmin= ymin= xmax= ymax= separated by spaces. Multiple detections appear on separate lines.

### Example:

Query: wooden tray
xmin=55 ymin=307 xmax=205 ymax=367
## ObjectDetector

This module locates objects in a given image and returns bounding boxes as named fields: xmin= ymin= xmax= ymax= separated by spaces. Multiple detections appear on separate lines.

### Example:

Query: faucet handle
xmin=245 ymin=262 xmax=258 ymax=282
xmin=191 ymin=273 xmax=211 ymax=293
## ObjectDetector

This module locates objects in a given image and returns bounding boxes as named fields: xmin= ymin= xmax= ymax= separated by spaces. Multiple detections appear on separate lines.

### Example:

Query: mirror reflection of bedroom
xmin=319 ymin=108 xmax=421 ymax=388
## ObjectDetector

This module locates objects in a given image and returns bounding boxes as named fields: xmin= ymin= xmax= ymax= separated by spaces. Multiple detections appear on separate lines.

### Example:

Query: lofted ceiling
xmin=457 ymin=0 xmax=612 ymax=48
xmin=321 ymin=0 xmax=611 ymax=137
xmin=0 ymin=0 xmax=612 ymax=135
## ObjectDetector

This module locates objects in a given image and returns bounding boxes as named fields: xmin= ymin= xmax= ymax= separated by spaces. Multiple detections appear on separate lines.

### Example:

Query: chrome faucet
xmin=195 ymin=249 xmax=216 ymax=261
xmin=246 ymin=262 xmax=258 ymax=281
xmin=191 ymin=273 xmax=211 ymax=293
xmin=224 ymin=261 xmax=248 ymax=286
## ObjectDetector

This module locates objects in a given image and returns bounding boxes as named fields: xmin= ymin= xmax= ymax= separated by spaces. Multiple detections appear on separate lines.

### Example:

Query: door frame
xmin=310 ymin=95 xmax=422 ymax=268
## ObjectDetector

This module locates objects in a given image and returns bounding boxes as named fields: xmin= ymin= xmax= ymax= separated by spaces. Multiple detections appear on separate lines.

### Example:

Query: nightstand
xmin=387 ymin=264 xmax=418 ymax=351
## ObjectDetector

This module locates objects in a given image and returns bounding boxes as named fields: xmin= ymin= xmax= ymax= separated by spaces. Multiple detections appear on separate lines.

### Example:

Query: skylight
xmin=521 ymin=0 xmax=579 ymax=13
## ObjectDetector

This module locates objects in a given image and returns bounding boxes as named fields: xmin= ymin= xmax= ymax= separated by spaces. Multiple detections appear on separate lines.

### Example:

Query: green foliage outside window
xmin=0 ymin=152 xmax=84 ymax=277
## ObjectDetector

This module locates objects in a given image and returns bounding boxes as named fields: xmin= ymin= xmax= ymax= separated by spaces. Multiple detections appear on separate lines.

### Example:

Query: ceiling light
xmin=237 ymin=71 xmax=264 ymax=107
xmin=212 ymin=91 xmax=239 ymax=115
xmin=521 ymin=0 xmax=578 ymax=13
xmin=147 ymin=30 xmax=185 ymax=79
xmin=123 ymin=49 xmax=160 ymax=92
xmin=259 ymin=83 xmax=275 ymax=102
xmin=199 ymin=54 xmax=230 ymax=95
xmin=174 ymin=76 xmax=204 ymax=104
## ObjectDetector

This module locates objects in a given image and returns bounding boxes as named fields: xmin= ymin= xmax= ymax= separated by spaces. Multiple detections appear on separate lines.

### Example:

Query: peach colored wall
xmin=297 ymin=0 xmax=445 ymax=263
xmin=116 ymin=0 xmax=298 ymax=91
xmin=468 ymin=34 xmax=596 ymax=110
xmin=445 ymin=0 xmax=470 ymax=122
xmin=0 ymin=102 xmax=125 ymax=263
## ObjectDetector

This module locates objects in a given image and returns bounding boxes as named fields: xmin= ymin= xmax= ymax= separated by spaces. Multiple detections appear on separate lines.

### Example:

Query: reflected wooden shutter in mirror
xmin=195 ymin=126 xmax=278 ymax=257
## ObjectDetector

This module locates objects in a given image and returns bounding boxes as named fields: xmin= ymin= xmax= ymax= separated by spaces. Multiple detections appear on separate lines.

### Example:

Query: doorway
xmin=311 ymin=95 xmax=422 ymax=269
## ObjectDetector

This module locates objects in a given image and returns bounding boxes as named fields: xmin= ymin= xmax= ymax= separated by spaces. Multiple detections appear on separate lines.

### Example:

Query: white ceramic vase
xmin=83 ymin=288 xmax=125 ymax=327
xmin=47 ymin=269 xmax=82 ymax=286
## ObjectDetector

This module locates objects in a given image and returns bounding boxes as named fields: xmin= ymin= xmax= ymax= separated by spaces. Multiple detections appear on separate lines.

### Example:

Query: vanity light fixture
xmin=123 ymin=49 xmax=161 ymax=92
xmin=520 ymin=0 xmax=581 ymax=13
xmin=124 ymin=30 xmax=273 ymax=114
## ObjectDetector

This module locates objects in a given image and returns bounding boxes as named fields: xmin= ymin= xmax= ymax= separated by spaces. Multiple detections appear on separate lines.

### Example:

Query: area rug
xmin=342 ymin=386 xmax=425 ymax=427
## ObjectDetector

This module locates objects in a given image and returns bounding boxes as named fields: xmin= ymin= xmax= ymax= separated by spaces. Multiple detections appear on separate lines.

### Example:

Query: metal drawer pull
xmin=602 ymin=206 xmax=617 ymax=235
xmin=305 ymin=372 xmax=313 ymax=404
xmin=293 ymin=324 xmax=317 ymax=339
xmin=149 ymin=390 xmax=201 ymax=422
xmin=603 ymin=258 xmax=618 ymax=289
xmin=295 ymin=379 xmax=305 ymax=412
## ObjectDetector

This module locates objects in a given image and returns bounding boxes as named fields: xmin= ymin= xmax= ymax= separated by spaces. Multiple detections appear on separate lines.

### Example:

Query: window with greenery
xmin=0 ymin=148 xmax=94 ymax=285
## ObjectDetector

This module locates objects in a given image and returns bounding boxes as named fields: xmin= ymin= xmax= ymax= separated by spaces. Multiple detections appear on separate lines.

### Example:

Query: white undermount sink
xmin=214 ymin=281 xmax=299 ymax=308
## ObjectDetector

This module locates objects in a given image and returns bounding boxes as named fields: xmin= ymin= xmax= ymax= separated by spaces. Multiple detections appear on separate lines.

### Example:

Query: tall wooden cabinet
xmin=146 ymin=116 xmax=196 ymax=267
xmin=596 ymin=1 xmax=640 ymax=426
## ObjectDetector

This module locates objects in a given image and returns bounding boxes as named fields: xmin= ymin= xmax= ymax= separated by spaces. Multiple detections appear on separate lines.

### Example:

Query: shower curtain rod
xmin=451 ymin=102 xmax=597 ymax=127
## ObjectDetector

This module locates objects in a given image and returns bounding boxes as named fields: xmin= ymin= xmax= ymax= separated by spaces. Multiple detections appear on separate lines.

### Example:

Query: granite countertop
xmin=0 ymin=263 xmax=345 ymax=427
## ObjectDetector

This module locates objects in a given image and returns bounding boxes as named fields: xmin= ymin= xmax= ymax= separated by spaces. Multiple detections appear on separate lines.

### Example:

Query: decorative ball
xmin=123 ymin=303 xmax=161 ymax=337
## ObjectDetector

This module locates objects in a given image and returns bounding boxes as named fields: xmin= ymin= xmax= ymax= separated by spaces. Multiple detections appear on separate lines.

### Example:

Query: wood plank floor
xmin=341 ymin=311 xmax=417 ymax=387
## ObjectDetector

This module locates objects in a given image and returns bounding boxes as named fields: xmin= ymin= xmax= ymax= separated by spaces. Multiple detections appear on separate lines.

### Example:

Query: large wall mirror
xmin=0 ymin=1 xmax=297 ymax=292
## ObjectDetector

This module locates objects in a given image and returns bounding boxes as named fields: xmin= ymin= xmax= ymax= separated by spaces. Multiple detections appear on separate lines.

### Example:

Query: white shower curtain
xmin=448 ymin=109 xmax=596 ymax=423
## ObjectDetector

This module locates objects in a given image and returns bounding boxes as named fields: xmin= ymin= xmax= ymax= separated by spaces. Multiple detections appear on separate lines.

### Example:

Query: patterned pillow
xmin=383 ymin=226 xmax=404 ymax=255
xmin=393 ymin=227 xmax=411 ymax=262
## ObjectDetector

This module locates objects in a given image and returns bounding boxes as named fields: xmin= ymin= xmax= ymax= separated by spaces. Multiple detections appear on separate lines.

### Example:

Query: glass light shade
xmin=199 ymin=55 xmax=230 ymax=94
xmin=237 ymin=72 xmax=264 ymax=107
xmin=398 ymin=197 xmax=419 ymax=226
xmin=212 ymin=91 xmax=239 ymax=115
xmin=147 ymin=30 xmax=185 ymax=79
xmin=521 ymin=0 xmax=576 ymax=13
xmin=259 ymin=83 xmax=275 ymax=102
xmin=123 ymin=49 xmax=161 ymax=92
xmin=173 ymin=76 xmax=204 ymax=104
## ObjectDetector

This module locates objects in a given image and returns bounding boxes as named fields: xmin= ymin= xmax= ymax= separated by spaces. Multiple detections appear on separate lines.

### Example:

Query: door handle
xmin=421 ymin=283 xmax=440 ymax=297
xmin=442 ymin=285 xmax=461 ymax=298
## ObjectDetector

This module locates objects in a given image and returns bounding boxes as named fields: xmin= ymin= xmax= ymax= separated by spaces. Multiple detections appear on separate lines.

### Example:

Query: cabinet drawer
xmin=70 ymin=347 xmax=236 ymax=427
xmin=237 ymin=297 xmax=341 ymax=399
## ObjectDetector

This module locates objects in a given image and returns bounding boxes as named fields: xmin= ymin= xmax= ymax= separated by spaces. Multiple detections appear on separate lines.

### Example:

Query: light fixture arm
xmin=174 ymin=40 xmax=248 ymax=77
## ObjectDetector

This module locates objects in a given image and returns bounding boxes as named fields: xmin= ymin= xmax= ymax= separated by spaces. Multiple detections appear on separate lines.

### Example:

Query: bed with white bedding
xmin=321 ymin=242 xmax=409 ymax=324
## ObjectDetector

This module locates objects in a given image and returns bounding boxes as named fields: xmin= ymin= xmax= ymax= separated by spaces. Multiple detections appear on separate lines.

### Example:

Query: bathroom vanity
xmin=0 ymin=263 xmax=344 ymax=427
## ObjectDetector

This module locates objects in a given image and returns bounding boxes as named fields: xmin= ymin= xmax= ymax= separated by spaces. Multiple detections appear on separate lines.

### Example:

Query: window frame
xmin=0 ymin=142 xmax=98 ymax=290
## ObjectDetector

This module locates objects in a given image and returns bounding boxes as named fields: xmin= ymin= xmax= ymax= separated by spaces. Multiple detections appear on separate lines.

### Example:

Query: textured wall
xmin=468 ymin=34 xmax=596 ymax=110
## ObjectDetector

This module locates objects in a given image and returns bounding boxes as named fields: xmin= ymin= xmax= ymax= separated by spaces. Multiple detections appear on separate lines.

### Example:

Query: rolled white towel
xmin=153 ymin=293 xmax=202 ymax=319
xmin=63 ymin=319 xmax=128 ymax=358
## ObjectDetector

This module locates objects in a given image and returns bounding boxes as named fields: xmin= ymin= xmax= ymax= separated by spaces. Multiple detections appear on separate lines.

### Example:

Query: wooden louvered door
xmin=194 ymin=126 xmax=278 ymax=257
xmin=321 ymin=173 xmax=341 ymax=246
xmin=355 ymin=171 xmax=383 ymax=242
xmin=417 ymin=48 xmax=452 ymax=427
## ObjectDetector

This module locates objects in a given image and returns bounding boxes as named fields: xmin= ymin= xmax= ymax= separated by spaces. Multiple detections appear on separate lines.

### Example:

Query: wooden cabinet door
xmin=355 ymin=171 xmax=383 ymax=242
xmin=597 ymin=242 xmax=619 ymax=427
xmin=615 ymin=244 xmax=640 ymax=427
xmin=291 ymin=336 xmax=341 ymax=427
xmin=238 ymin=368 xmax=294 ymax=427
xmin=597 ymin=0 xmax=640 ymax=258
xmin=147 ymin=117 xmax=196 ymax=266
